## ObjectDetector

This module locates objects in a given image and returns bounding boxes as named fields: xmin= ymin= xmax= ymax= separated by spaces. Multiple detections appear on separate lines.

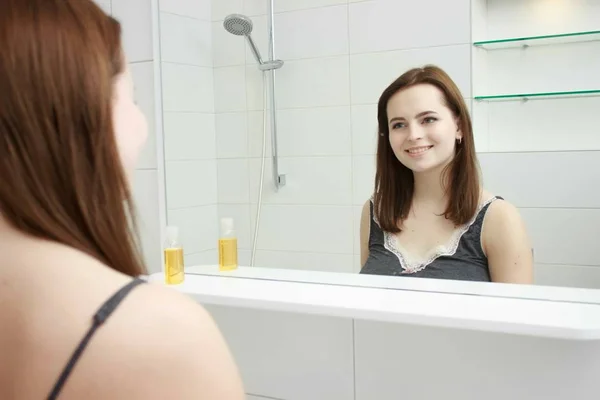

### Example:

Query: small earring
xmin=457 ymin=137 xmax=462 ymax=144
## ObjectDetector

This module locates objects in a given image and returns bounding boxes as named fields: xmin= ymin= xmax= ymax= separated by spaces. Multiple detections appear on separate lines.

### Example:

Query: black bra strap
xmin=47 ymin=277 xmax=145 ymax=400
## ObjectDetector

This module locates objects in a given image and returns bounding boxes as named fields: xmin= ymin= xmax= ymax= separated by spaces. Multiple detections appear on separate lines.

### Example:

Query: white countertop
xmin=148 ymin=265 xmax=600 ymax=341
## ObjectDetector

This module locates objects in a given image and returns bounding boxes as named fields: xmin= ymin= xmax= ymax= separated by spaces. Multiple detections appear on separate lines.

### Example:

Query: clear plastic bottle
xmin=218 ymin=218 xmax=238 ymax=271
xmin=164 ymin=226 xmax=185 ymax=284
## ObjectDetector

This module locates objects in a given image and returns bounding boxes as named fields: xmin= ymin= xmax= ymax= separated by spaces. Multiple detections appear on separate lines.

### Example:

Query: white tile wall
xmin=520 ymin=208 xmax=600 ymax=266
xmin=351 ymin=104 xmax=378 ymax=155
xmin=245 ymin=0 xmax=348 ymax=16
xmin=484 ymin=97 xmax=600 ymax=152
xmin=245 ymin=66 xmax=268 ymax=111
xmin=352 ymin=155 xmax=376 ymax=205
xmin=160 ymin=13 xmax=212 ymax=67
xmin=215 ymin=112 xmax=248 ymax=158
xmin=478 ymin=152 xmax=600 ymax=209
xmin=159 ymin=0 xmax=211 ymax=21
xmin=212 ymin=0 xmax=243 ymax=21
xmin=252 ymin=205 xmax=354 ymax=254
xmin=479 ymin=43 xmax=600 ymax=98
xmin=276 ymin=107 xmax=352 ymax=156
xmin=248 ymin=157 xmax=353 ymax=205
xmin=242 ymin=0 xmax=267 ymax=16
xmin=348 ymin=0 xmax=470 ymax=54
xmin=166 ymin=160 xmax=217 ymax=208
xmin=275 ymin=56 xmax=350 ymax=108
xmin=350 ymin=44 xmax=472 ymax=105
xmin=164 ymin=112 xmax=216 ymax=161
xmin=133 ymin=170 xmax=162 ymax=272
xmin=162 ymin=64 xmax=214 ymax=112
xmin=185 ymin=249 xmax=223 ymax=266
xmin=247 ymin=110 xmax=272 ymax=158
xmin=535 ymin=263 xmax=600 ymax=289
xmin=485 ymin=0 xmax=600 ymax=40
xmin=217 ymin=159 xmax=251 ymax=203
xmin=214 ymin=66 xmax=247 ymax=112
xmin=113 ymin=0 xmax=154 ymax=62
xmin=160 ymin=0 xmax=218 ymax=261
xmin=212 ymin=21 xmax=246 ymax=67
xmin=275 ymin=6 xmax=348 ymax=61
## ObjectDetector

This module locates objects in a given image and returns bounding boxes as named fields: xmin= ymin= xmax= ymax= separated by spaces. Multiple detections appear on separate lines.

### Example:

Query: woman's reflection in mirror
xmin=360 ymin=65 xmax=534 ymax=284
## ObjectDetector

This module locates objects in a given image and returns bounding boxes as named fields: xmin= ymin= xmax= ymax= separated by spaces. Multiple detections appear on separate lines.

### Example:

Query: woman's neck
xmin=412 ymin=167 xmax=448 ymax=210
xmin=0 ymin=214 xmax=20 ymax=240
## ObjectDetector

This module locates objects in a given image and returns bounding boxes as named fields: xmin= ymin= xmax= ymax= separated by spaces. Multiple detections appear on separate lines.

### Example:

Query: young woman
xmin=360 ymin=65 xmax=533 ymax=284
xmin=0 ymin=1 xmax=244 ymax=398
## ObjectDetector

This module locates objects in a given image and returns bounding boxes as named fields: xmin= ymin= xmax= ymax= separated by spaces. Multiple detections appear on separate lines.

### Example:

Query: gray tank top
xmin=360 ymin=196 xmax=503 ymax=282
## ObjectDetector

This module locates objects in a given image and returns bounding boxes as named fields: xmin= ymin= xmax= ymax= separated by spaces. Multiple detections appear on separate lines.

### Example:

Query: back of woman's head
xmin=0 ymin=0 xmax=146 ymax=276
xmin=374 ymin=65 xmax=480 ymax=232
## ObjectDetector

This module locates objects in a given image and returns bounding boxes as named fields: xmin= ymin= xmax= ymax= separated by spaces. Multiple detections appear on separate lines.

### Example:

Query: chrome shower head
xmin=222 ymin=13 xmax=284 ymax=71
xmin=223 ymin=14 xmax=253 ymax=36
xmin=223 ymin=13 xmax=263 ymax=64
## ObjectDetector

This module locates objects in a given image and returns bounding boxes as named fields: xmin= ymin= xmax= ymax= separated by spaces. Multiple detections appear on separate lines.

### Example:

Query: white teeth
xmin=407 ymin=146 xmax=432 ymax=154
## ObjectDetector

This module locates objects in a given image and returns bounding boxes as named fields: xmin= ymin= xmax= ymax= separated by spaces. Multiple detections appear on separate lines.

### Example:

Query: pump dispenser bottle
xmin=218 ymin=218 xmax=238 ymax=271
xmin=164 ymin=226 xmax=185 ymax=284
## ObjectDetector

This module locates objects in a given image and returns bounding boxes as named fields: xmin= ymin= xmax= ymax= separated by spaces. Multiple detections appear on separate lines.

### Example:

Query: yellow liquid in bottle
xmin=219 ymin=237 xmax=238 ymax=271
xmin=164 ymin=247 xmax=185 ymax=284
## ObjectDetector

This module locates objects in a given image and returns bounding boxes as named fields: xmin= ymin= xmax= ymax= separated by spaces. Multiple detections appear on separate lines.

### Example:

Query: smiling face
xmin=386 ymin=83 xmax=462 ymax=174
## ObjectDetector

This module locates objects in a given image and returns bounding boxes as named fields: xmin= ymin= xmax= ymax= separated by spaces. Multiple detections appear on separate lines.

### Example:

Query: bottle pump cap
xmin=166 ymin=226 xmax=179 ymax=242
xmin=220 ymin=218 xmax=234 ymax=236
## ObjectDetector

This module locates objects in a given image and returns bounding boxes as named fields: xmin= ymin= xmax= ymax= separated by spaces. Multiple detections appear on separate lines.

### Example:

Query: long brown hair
xmin=0 ymin=0 xmax=146 ymax=276
xmin=373 ymin=65 xmax=480 ymax=233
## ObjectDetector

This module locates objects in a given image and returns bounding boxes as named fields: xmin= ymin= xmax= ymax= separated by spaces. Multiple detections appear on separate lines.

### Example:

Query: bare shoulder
xmin=479 ymin=190 xmax=522 ymax=225
xmin=360 ymin=198 xmax=372 ymax=236
xmin=484 ymin=196 xmax=526 ymax=230
xmin=360 ymin=199 xmax=372 ymax=267
xmin=0 ymin=234 xmax=245 ymax=400
xmin=361 ymin=199 xmax=371 ymax=220
xmin=481 ymin=195 xmax=534 ymax=284
xmin=360 ymin=199 xmax=372 ymax=234
xmin=65 ymin=280 xmax=245 ymax=399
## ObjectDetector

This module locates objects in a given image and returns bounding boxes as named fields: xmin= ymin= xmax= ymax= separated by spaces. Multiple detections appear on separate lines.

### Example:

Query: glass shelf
xmin=474 ymin=90 xmax=600 ymax=101
xmin=473 ymin=30 xmax=600 ymax=49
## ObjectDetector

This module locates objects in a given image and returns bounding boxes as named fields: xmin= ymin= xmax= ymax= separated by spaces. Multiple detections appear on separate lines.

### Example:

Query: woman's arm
xmin=360 ymin=200 xmax=371 ymax=268
xmin=482 ymin=199 xmax=534 ymax=284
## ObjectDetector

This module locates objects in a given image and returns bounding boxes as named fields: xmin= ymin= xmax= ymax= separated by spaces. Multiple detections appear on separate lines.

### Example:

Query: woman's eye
xmin=392 ymin=122 xmax=405 ymax=129
xmin=423 ymin=117 xmax=437 ymax=124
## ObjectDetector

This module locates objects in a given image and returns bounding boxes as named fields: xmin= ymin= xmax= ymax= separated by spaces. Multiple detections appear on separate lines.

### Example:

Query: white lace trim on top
xmin=371 ymin=196 xmax=497 ymax=274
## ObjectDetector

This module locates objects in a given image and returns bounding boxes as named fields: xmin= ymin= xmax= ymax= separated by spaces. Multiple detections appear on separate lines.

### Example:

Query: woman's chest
xmin=394 ymin=215 xmax=461 ymax=262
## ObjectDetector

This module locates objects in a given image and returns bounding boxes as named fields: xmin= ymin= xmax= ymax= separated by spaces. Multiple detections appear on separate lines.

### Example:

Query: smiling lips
xmin=405 ymin=145 xmax=433 ymax=157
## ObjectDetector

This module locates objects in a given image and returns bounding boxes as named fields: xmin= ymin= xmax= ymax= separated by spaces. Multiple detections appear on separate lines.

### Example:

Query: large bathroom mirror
xmin=153 ymin=0 xmax=600 ymax=296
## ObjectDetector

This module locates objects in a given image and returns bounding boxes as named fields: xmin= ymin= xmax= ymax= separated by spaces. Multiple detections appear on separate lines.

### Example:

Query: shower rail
xmin=266 ymin=0 xmax=285 ymax=191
